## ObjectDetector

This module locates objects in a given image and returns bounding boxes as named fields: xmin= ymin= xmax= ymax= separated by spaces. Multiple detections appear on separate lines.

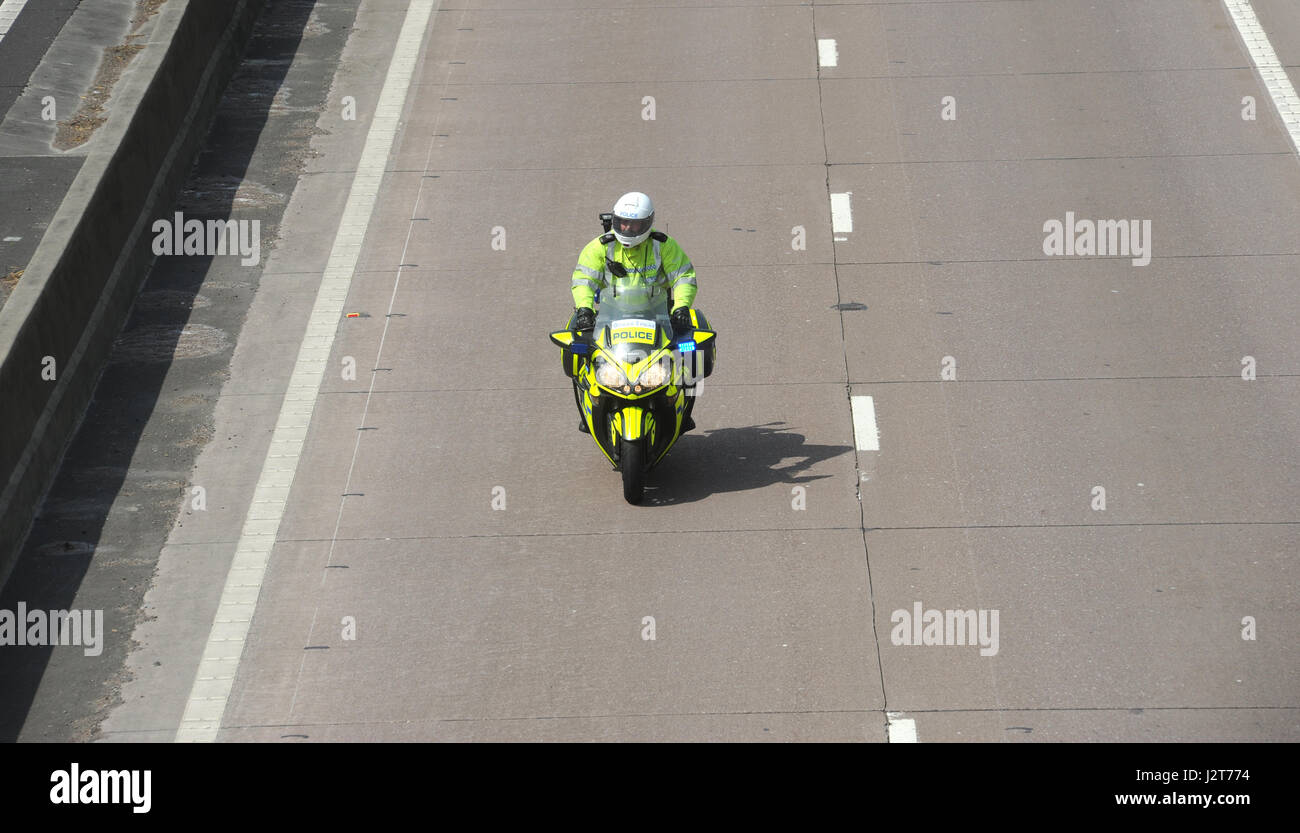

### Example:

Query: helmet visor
xmin=613 ymin=213 xmax=653 ymax=241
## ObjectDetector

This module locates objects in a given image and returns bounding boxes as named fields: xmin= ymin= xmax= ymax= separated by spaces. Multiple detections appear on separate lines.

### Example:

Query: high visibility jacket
xmin=570 ymin=232 xmax=697 ymax=312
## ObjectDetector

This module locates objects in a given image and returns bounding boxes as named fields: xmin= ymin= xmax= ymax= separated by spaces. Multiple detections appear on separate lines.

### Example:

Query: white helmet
xmin=611 ymin=192 xmax=654 ymax=247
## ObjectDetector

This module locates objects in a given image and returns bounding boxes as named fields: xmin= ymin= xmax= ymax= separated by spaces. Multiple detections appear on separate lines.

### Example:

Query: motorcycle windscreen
xmin=595 ymin=282 xmax=669 ymax=319
xmin=595 ymin=287 xmax=672 ymax=349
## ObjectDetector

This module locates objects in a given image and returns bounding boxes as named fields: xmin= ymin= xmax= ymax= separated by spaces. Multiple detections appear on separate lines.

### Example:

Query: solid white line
xmin=887 ymin=712 xmax=918 ymax=743
xmin=0 ymin=0 xmax=30 ymax=41
xmin=174 ymin=0 xmax=438 ymax=743
xmin=830 ymin=192 xmax=853 ymax=234
xmin=817 ymin=38 xmax=838 ymax=68
xmin=851 ymin=395 xmax=879 ymax=451
xmin=1222 ymin=0 xmax=1300 ymax=156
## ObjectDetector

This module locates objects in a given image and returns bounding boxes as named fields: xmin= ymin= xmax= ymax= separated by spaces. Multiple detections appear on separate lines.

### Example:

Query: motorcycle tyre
xmin=620 ymin=438 xmax=645 ymax=505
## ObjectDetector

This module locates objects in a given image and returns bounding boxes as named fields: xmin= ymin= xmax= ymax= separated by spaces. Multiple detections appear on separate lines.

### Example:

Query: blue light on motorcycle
xmin=571 ymin=342 xmax=591 ymax=354
xmin=678 ymin=341 xmax=696 ymax=352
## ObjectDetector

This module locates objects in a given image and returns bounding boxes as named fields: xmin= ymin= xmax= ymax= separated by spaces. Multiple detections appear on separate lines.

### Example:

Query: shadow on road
xmin=642 ymin=421 xmax=853 ymax=505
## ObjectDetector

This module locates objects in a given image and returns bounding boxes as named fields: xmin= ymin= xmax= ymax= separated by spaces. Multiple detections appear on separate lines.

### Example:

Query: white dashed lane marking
xmin=831 ymin=192 xmax=853 ymax=235
xmin=817 ymin=38 xmax=838 ymax=68
xmin=851 ymin=395 xmax=879 ymax=452
xmin=887 ymin=713 xmax=918 ymax=743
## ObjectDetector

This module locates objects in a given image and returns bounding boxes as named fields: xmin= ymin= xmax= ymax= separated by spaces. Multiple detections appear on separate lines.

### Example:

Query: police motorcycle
xmin=550 ymin=213 xmax=716 ymax=504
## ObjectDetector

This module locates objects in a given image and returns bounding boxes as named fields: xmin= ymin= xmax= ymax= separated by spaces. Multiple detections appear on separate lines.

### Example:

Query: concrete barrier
xmin=0 ymin=0 xmax=268 ymax=585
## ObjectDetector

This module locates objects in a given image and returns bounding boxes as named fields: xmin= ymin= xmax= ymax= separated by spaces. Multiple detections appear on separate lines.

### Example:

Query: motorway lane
xmin=825 ymin=0 xmax=1300 ymax=736
xmin=68 ymin=0 xmax=1300 ymax=741
xmin=215 ymin=0 xmax=885 ymax=741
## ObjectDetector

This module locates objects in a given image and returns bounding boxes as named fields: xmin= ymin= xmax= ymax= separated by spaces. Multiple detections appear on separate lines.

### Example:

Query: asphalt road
xmin=0 ymin=0 xmax=141 ymax=310
xmin=0 ymin=0 xmax=79 ymax=118
xmin=5 ymin=0 xmax=1299 ymax=742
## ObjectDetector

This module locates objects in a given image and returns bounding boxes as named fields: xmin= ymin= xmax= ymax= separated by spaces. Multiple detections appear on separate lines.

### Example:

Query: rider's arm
xmin=571 ymin=238 xmax=606 ymax=309
xmin=662 ymin=237 xmax=697 ymax=311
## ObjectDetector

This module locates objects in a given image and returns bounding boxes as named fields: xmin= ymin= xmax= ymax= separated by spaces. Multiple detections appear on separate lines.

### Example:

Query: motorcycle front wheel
xmin=620 ymin=437 xmax=645 ymax=504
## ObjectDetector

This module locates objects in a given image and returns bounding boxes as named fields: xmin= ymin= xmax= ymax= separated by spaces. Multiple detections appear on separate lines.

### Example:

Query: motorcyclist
xmin=569 ymin=192 xmax=699 ymax=433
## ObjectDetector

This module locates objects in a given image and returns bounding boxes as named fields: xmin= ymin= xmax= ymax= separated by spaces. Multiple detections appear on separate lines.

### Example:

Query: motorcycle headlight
xmin=637 ymin=358 xmax=670 ymax=389
xmin=595 ymin=359 xmax=627 ymax=388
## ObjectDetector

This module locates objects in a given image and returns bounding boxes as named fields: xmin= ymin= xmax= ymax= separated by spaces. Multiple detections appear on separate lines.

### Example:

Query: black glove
xmin=671 ymin=307 xmax=693 ymax=336
xmin=573 ymin=307 xmax=595 ymax=331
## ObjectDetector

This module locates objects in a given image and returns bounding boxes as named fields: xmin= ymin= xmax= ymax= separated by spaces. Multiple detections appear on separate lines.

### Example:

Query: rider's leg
xmin=681 ymin=385 xmax=697 ymax=432
xmin=574 ymin=378 xmax=590 ymax=433
xmin=566 ymin=308 xmax=592 ymax=433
